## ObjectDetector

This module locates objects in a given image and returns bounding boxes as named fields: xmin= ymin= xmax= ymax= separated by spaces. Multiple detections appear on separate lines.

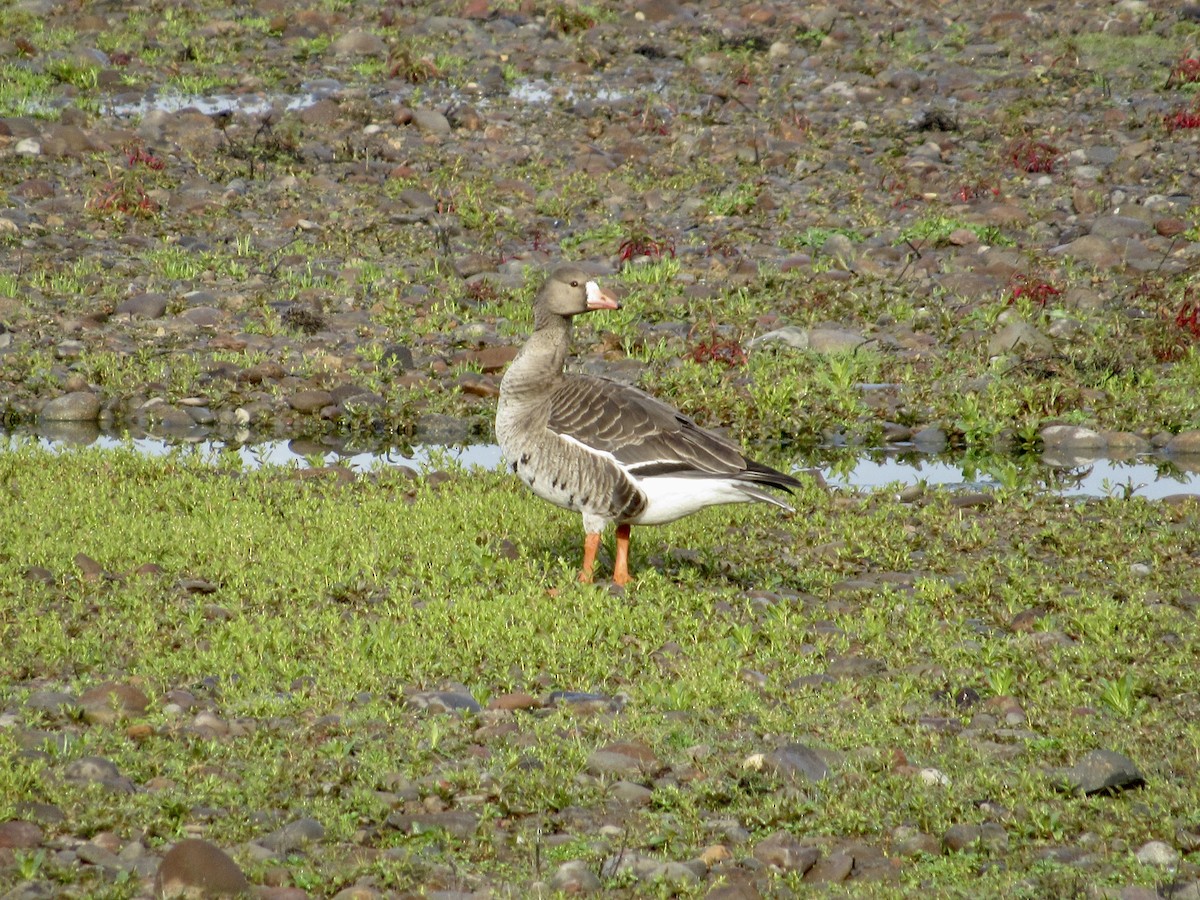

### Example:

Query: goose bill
xmin=585 ymin=281 xmax=620 ymax=311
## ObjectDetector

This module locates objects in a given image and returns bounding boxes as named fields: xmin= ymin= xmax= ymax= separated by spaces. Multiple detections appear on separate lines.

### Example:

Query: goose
xmin=496 ymin=264 xmax=802 ymax=586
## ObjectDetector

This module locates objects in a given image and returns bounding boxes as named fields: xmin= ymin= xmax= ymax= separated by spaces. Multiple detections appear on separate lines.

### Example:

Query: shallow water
xmin=103 ymin=76 xmax=630 ymax=121
xmin=5 ymin=431 xmax=1197 ymax=500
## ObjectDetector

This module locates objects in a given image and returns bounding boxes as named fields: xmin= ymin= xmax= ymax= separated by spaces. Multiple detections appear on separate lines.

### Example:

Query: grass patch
xmin=0 ymin=444 xmax=1197 ymax=894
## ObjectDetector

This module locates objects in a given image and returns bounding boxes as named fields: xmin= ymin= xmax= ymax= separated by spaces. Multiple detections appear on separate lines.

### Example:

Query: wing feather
xmin=546 ymin=374 xmax=800 ymax=492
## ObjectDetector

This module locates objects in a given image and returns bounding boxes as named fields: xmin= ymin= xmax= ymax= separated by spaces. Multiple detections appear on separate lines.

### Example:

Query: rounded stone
xmin=154 ymin=838 xmax=250 ymax=898
xmin=0 ymin=820 xmax=44 ymax=849
xmin=1135 ymin=840 xmax=1179 ymax=867
xmin=549 ymin=859 xmax=601 ymax=893
xmin=40 ymin=391 xmax=101 ymax=422
xmin=78 ymin=681 xmax=151 ymax=726
xmin=288 ymin=389 xmax=335 ymax=413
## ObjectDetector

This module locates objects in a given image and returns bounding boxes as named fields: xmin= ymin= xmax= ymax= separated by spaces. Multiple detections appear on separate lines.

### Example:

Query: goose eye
xmin=570 ymin=280 xmax=579 ymax=287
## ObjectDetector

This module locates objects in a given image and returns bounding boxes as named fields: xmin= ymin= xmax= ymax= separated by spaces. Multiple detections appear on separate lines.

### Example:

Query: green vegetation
xmin=0 ymin=444 xmax=1197 ymax=895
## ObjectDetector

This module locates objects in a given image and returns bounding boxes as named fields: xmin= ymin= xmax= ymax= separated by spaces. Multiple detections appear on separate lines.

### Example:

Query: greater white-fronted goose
xmin=496 ymin=265 xmax=801 ymax=586
xmin=492 ymin=264 xmax=801 ymax=588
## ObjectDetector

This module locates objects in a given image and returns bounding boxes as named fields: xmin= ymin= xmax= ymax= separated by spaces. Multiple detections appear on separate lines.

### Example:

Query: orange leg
xmin=579 ymin=532 xmax=601 ymax=583
xmin=613 ymin=523 xmax=632 ymax=586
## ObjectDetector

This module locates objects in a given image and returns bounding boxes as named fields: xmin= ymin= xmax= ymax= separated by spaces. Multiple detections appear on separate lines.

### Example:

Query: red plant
xmin=690 ymin=332 xmax=746 ymax=367
xmin=879 ymin=173 xmax=921 ymax=211
xmin=1009 ymin=274 xmax=1062 ymax=307
xmin=1176 ymin=300 xmax=1200 ymax=340
xmin=125 ymin=143 xmax=165 ymax=170
xmin=87 ymin=182 xmax=158 ymax=216
xmin=1007 ymin=139 xmax=1060 ymax=174
xmin=529 ymin=227 xmax=548 ymax=253
xmin=464 ymin=280 xmax=501 ymax=304
xmin=1165 ymin=104 xmax=1200 ymax=132
xmin=618 ymin=234 xmax=675 ymax=265
xmin=1150 ymin=286 xmax=1200 ymax=361
xmin=954 ymin=181 xmax=1001 ymax=202
xmin=1167 ymin=56 xmax=1200 ymax=88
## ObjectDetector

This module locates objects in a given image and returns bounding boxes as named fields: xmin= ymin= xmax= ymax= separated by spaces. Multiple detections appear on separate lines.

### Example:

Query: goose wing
xmin=547 ymin=374 xmax=791 ymax=486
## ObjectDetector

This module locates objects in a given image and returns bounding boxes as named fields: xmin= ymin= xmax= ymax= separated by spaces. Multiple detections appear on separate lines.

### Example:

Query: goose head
xmin=534 ymin=266 xmax=619 ymax=327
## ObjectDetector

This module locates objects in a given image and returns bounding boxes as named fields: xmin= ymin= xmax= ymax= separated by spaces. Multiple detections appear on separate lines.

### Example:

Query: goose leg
xmin=613 ymin=523 xmax=632 ymax=586
xmin=579 ymin=532 xmax=601 ymax=583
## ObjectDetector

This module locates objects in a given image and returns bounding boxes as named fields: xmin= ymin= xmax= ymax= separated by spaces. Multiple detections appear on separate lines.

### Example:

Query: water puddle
xmin=102 ymin=76 xmax=631 ymax=121
xmin=107 ymin=88 xmax=333 ymax=119
xmin=506 ymin=80 xmax=629 ymax=105
xmin=5 ymin=431 xmax=1197 ymax=500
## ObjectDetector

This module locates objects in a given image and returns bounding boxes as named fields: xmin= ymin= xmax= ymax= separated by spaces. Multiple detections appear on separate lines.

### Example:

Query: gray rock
xmin=154 ymin=838 xmax=249 ymax=898
xmin=40 ymin=391 xmax=101 ymax=422
xmin=25 ymin=690 xmax=78 ymax=713
xmin=259 ymin=816 xmax=325 ymax=853
xmin=988 ymin=321 xmax=1052 ymax=356
xmin=942 ymin=823 xmax=981 ymax=852
xmin=1167 ymin=429 xmax=1200 ymax=455
xmin=608 ymin=780 xmax=653 ymax=805
xmin=752 ymin=830 xmax=819 ymax=872
xmin=386 ymin=811 xmax=478 ymax=840
xmin=0 ymin=821 xmax=44 ymax=849
xmin=179 ymin=306 xmax=224 ymax=327
xmin=331 ymin=29 xmax=387 ymax=56
xmin=411 ymin=109 xmax=451 ymax=135
xmin=408 ymin=690 xmax=481 ymax=714
xmin=761 ymin=744 xmax=829 ymax=783
xmin=647 ymin=860 xmax=702 ymax=887
xmin=1090 ymin=215 xmax=1151 ymax=239
xmin=76 ymin=842 xmax=122 ymax=870
xmin=1051 ymin=234 xmax=1122 ymax=267
xmin=586 ymin=741 xmax=659 ymax=777
xmin=0 ymin=881 xmax=56 ymax=900
xmin=912 ymin=426 xmax=948 ymax=450
xmin=115 ymin=292 xmax=169 ymax=319
xmin=1134 ymin=839 xmax=1179 ymax=867
xmin=1040 ymin=425 xmax=1107 ymax=449
xmin=413 ymin=413 xmax=474 ymax=444
xmin=1053 ymin=748 xmax=1145 ymax=795
xmin=547 ymin=691 xmax=621 ymax=713
xmin=78 ymin=681 xmax=151 ymax=725
xmin=750 ymin=326 xmax=866 ymax=353
xmin=549 ymin=859 xmax=601 ymax=893
xmin=804 ymin=850 xmax=853 ymax=883
xmin=63 ymin=756 xmax=135 ymax=794
xmin=288 ymin=389 xmax=335 ymax=413
xmin=821 ymin=233 xmax=856 ymax=263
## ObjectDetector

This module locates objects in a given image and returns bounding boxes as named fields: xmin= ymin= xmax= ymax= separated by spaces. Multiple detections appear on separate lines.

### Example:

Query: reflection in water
xmin=5 ymin=430 xmax=1199 ymax=500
